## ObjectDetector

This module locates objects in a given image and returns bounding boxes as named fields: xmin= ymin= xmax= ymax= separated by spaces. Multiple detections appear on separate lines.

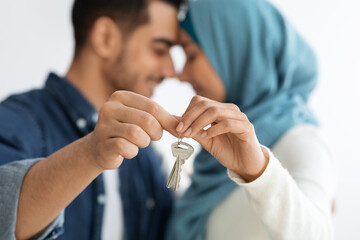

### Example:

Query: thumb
xmin=161 ymin=115 xmax=181 ymax=138
xmin=172 ymin=115 xmax=181 ymax=121
xmin=192 ymin=130 xmax=212 ymax=152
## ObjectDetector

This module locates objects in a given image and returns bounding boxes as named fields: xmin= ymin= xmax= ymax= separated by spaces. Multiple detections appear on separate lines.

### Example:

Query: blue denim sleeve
xmin=0 ymin=159 xmax=65 ymax=240
xmin=0 ymin=100 xmax=44 ymax=164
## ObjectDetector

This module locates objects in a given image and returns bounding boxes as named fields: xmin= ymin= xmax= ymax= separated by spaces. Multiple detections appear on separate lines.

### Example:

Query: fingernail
xmin=184 ymin=128 xmax=192 ymax=137
xmin=176 ymin=122 xmax=184 ymax=132
xmin=201 ymin=131 xmax=207 ymax=138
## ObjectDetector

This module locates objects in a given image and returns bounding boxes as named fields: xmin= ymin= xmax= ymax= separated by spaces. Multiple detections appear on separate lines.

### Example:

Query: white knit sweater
xmin=206 ymin=124 xmax=336 ymax=240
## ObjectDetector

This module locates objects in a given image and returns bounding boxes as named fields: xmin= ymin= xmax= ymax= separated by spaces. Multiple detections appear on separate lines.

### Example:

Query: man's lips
xmin=146 ymin=77 xmax=164 ymax=96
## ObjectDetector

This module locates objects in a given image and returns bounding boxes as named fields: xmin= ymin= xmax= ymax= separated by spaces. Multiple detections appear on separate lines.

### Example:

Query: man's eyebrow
xmin=153 ymin=38 xmax=176 ymax=47
xmin=181 ymin=41 xmax=191 ymax=48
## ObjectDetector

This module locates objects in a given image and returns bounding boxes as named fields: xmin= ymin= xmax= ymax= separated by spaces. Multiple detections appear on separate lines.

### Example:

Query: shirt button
xmin=76 ymin=118 xmax=87 ymax=129
xmin=92 ymin=113 xmax=99 ymax=123
xmin=51 ymin=231 xmax=58 ymax=239
xmin=146 ymin=197 xmax=156 ymax=210
xmin=97 ymin=194 xmax=106 ymax=205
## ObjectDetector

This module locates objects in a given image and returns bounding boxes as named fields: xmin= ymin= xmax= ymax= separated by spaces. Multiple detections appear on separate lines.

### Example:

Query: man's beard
xmin=107 ymin=47 xmax=139 ymax=93
xmin=106 ymin=45 xmax=164 ymax=96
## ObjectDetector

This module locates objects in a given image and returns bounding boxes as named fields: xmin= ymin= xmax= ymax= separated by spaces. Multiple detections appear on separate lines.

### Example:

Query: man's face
xmin=105 ymin=1 xmax=178 ymax=98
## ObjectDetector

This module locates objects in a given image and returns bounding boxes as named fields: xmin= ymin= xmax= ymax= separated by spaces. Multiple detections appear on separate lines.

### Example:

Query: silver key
xmin=167 ymin=141 xmax=194 ymax=191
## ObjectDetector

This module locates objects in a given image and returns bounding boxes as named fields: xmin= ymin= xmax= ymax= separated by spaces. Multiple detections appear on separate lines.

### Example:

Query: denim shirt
xmin=0 ymin=73 xmax=173 ymax=240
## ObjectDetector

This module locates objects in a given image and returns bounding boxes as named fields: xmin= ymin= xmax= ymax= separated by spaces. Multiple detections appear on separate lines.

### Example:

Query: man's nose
xmin=160 ymin=57 xmax=176 ymax=79
xmin=177 ymin=63 xmax=190 ymax=83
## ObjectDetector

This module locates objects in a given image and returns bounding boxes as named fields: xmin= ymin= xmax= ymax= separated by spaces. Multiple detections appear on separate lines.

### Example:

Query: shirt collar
xmin=45 ymin=72 xmax=98 ymax=133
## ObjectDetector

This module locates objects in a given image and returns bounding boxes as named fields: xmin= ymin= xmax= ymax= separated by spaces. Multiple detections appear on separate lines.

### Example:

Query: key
xmin=167 ymin=141 xmax=194 ymax=191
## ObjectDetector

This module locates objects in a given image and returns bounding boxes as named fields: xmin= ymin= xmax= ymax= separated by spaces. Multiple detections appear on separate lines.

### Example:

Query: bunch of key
xmin=166 ymin=139 xmax=194 ymax=191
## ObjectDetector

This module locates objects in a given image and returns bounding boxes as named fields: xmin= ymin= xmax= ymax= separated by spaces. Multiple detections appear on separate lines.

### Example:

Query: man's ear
xmin=89 ymin=17 xmax=123 ymax=59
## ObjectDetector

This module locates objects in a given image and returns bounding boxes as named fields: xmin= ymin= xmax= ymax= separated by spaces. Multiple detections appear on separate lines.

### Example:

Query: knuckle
xmin=243 ymin=122 xmax=255 ymax=141
xmin=248 ymin=122 xmax=255 ymax=132
xmin=115 ymin=138 xmax=127 ymax=152
xmin=142 ymin=114 xmax=156 ymax=130
xmin=98 ymin=102 xmax=113 ymax=120
xmin=146 ymin=101 xmax=159 ymax=115
xmin=128 ymin=125 xmax=142 ymax=139
xmin=198 ymin=100 xmax=209 ymax=109
xmin=223 ymin=119 xmax=233 ymax=129
xmin=118 ymin=137 xmax=127 ymax=146
xmin=152 ymin=129 xmax=163 ymax=141
xmin=240 ymin=112 xmax=249 ymax=120
xmin=208 ymin=106 xmax=220 ymax=116
xmin=228 ymin=103 xmax=240 ymax=112
xmin=110 ymin=90 xmax=126 ymax=101
xmin=192 ymin=95 xmax=203 ymax=104
xmin=142 ymin=136 xmax=151 ymax=148
xmin=110 ymin=91 xmax=121 ymax=100
xmin=93 ymin=122 xmax=106 ymax=135
xmin=127 ymin=147 xmax=139 ymax=159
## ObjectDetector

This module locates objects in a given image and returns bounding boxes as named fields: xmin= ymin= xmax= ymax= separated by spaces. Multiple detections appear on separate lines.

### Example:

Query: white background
xmin=0 ymin=0 xmax=359 ymax=239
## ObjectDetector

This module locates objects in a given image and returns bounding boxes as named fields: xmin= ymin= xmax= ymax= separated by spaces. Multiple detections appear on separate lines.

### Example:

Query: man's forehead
xmin=153 ymin=38 xmax=176 ymax=47
xmin=147 ymin=1 xmax=179 ymax=43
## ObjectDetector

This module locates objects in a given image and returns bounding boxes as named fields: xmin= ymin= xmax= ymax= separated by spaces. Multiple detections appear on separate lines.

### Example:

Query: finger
xmin=176 ymin=99 xmax=218 ymax=134
xmin=186 ymin=107 xmax=245 ymax=138
xmin=172 ymin=115 xmax=181 ymax=121
xmin=175 ymin=96 xmax=209 ymax=132
xmin=110 ymin=91 xmax=179 ymax=137
xmin=191 ymin=129 xmax=210 ymax=148
xmin=104 ymin=138 xmax=139 ymax=166
xmin=202 ymin=119 xmax=253 ymax=140
xmin=172 ymin=116 xmax=183 ymax=137
xmin=106 ymin=122 xmax=151 ymax=148
xmin=180 ymin=105 xmax=243 ymax=138
xmin=101 ymin=102 xmax=163 ymax=141
xmin=181 ymin=95 xmax=207 ymax=117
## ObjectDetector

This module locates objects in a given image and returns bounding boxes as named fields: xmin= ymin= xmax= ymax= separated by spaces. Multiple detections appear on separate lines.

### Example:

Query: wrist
xmin=235 ymin=146 xmax=270 ymax=183
xmin=80 ymin=133 xmax=105 ymax=173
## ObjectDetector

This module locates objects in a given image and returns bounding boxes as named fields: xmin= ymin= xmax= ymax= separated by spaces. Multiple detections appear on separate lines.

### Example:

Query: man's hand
xmin=176 ymin=96 xmax=269 ymax=182
xmin=15 ymin=91 xmax=179 ymax=239
xmin=86 ymin=91 xmax=180 ymax=170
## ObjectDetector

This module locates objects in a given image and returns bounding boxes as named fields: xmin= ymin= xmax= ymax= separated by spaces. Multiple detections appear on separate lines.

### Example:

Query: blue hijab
xmin=167 ymin=0 xmax=318 ymax=239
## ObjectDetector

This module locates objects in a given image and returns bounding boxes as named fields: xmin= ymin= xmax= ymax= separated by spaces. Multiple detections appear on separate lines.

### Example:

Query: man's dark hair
xmin=72 ymin=0 xmax=184 ymax=54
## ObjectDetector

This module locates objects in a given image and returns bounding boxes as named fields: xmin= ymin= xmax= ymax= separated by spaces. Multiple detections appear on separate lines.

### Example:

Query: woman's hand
xmin=176 ymin=96 xmax=269 ymax=182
